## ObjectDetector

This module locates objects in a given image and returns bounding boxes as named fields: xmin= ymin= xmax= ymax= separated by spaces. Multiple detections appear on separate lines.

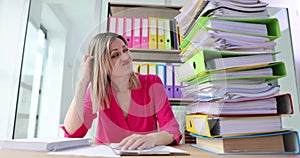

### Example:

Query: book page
xmin=109 ymin=143 xmax=188 ymax=155
xmin=48 ymin=145 xmax=119 ymax=157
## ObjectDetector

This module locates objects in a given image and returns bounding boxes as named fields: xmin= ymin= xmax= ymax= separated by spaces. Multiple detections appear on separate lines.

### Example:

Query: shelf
xmin=130 ymin=48 xmax=181 ymax=63
xmin=108 ymin=2 xmax=183 ymax=63
xmin=108 ymin=2 xmax=181 ymax=19
xmin=169 ymin=98 xmax=193 ymax=105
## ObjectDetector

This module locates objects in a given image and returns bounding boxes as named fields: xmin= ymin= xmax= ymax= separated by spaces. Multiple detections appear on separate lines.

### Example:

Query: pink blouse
xmin=62 ymin=74 xmax=182 ymax=144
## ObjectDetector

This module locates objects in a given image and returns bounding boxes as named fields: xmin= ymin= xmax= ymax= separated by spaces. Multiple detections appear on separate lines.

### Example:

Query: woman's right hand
xmin=79 ymin=54 xmax=94 ymax=85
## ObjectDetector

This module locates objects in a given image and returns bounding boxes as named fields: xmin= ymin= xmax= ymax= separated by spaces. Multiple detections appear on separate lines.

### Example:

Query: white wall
xmin=59 ymin=0 xmax=101 ymax=125
xmin=0 ymin=0 xmax=30 ymax=139
xmin=35 ymin=2 xmax=67 ymax=137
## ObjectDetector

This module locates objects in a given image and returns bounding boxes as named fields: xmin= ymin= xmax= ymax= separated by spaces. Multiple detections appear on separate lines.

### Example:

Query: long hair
xmin=88 ymin=32 xmax=139 ymax=112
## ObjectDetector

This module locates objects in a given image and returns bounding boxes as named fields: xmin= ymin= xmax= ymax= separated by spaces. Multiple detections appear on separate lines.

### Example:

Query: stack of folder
xmin=108 ymin=16 xmax=181 ymax=50
xmin=133 ymin=62 xmax=185 ymax=99
xmin=175 ymin=0 xmax=300 ymax=155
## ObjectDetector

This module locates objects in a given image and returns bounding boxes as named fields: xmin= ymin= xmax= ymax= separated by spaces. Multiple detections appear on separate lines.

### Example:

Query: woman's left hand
xmin=118 ymin=133 xmax=156 ymax=150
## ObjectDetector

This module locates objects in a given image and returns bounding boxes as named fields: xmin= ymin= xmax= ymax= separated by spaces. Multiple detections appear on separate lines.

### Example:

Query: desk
xmin=1 ymin=144 xmax=300 ymax=158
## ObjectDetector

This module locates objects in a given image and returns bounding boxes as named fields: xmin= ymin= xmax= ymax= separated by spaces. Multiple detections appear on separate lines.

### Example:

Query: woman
xmin=62 ymin=32 xmax=182 ymax=150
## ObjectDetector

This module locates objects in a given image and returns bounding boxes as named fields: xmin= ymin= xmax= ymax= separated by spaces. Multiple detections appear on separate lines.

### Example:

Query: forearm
xmin=64 ymin=81 xmax=89 ymax=134
xmin=147 ymin=131 xmax=174 ymax=146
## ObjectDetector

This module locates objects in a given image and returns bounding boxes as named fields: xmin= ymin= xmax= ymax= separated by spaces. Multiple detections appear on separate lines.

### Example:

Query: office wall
xmin=59 ymin=0 xmax=101 ymax=125
xmin=35 ymin=2 xmax=67 ymax=137
xmin=0 ymin=0 xmax=30 ymax=139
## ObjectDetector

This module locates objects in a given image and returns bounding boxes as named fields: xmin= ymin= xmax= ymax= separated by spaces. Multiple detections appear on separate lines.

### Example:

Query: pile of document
xmin=176 ymin=0 xmax=285 ymax=112
xmin=175 ymin=0 xmax=300 ymax=155
xmin=203 ymin=0 xmax=269 ymax=18
xmin=175 ymin=0 xmax=269 ymax=38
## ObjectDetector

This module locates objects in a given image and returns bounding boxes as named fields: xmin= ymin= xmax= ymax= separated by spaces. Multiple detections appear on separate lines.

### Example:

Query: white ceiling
xmin=41 ymin=0 xmax=98 ymax=33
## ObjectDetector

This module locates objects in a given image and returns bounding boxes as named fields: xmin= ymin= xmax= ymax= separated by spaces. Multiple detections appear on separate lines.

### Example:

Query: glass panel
xmin=13 ymin=0 xmax=100 ymax=138
xmin=14 ymin=22 xmax=47 ymax=138
xmin=268 ymin=7 xmax=300 ymax=130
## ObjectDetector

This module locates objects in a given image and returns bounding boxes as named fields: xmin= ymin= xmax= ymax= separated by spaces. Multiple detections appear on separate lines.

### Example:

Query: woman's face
xmin=109 ymin=38 xmax=133 ymax=77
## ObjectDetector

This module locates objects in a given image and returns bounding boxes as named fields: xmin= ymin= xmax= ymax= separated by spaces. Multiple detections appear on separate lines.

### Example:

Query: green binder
xmin=187 ymin=61 xmax=287 ymax=85
xmin=180 ymin=42 xmax=279 ymax=63
xmin=180 ymin=17 xmax=281 ymax=49
xmin=176 ymin=49 xmax=285 ymax=83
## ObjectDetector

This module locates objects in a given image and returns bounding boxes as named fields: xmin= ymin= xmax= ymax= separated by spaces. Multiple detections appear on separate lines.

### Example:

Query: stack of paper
xmin=174 ymin=0 xmax=300 ymax=155
xmin=1 ymin=137 xmax=91 ymax=152
xmin=206 ymin=19 xmax=268 ymax=36
xmin=206 ymin=54 xmax=273 ymax=70
xmin=187 ymin=93 xmax=293 ymax=115
xmin=175 ymin=0 xmax=208 ymax=36
xmin=203 ymin=0 xmax=269 ymax=18
xmin=179 ymin=17 xmax=280 ymax=60
xmin=182 ymin=79 xmax=280 ymax=101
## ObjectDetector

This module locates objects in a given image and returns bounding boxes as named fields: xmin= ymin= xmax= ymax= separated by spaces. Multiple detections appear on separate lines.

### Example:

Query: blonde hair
xmin=88 ymin=32 xmax=139 ymax=112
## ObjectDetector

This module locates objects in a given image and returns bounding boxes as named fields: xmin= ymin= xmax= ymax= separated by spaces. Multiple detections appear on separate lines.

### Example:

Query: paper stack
xmin=175 ymin=0 xmax=300 ymax=155
xmin=202 ymin=0 xmax=269 ymax=18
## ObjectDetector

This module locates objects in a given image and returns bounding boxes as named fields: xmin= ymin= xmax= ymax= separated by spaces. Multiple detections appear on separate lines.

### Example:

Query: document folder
xmin=156 ymin=64 xmax=166 ymax=87
xmin=132 ymin=18 xmax=141 ymax=48
xmin=173 ymin=64 xmax=182 ymax=98
xmin=187 ymin=93 xmax=293 ymax=116
xmin=157 ymin=18 xmax=165 ymax=50
xmin=190 ymin=130 xmax=300 ymax=155
xmin=164 ymin=18 xmax=172 ymax=50
xmin=124 ymin=17 xmax=133 ymax=48
xmin=186 ymin=114 xmax=284 ymax=137
xmin=166 ymin=63 xmax=174 ymax=98
xmin=141 ymin=18 xmax=149 ymax=49
xmin=186 ymin=61 xmax=286 ymax=85
xmin=181 ymin=17 xmax=280 ymax=49
xmin=116 ymin=17 xmax=124 ymax=36
xmin=108 ymin=16 xmax=117 ymax=33
xmin=176 ymin=49 xmax=285 ymax=83
xmin=148 ymin=63 xmax=156 ymax=75
xmin=149 ymin=17 xmax=158 ymax=49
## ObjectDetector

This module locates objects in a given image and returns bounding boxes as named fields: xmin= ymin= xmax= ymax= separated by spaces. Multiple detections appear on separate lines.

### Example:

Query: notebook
xmin=109 ymin=143 xmax=189 ymax=156
xmin=1 ymin=137 xmax=91 ymax=152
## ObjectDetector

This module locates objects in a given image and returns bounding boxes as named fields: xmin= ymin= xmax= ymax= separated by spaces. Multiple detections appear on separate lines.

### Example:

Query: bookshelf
xmin=107 ymin=2 xmax=192 ymax=104
xmin=107 ymin=3 xmax=192 ymax=144
xmin=107 ymin=2 xmax=182 ymax=63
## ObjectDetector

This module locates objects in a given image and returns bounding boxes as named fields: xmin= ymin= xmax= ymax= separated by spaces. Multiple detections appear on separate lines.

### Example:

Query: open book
xmin=109 ymin=143 xmax=189 ymax=156
xmin=1 ymin=137 xmax=91 ymax=152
